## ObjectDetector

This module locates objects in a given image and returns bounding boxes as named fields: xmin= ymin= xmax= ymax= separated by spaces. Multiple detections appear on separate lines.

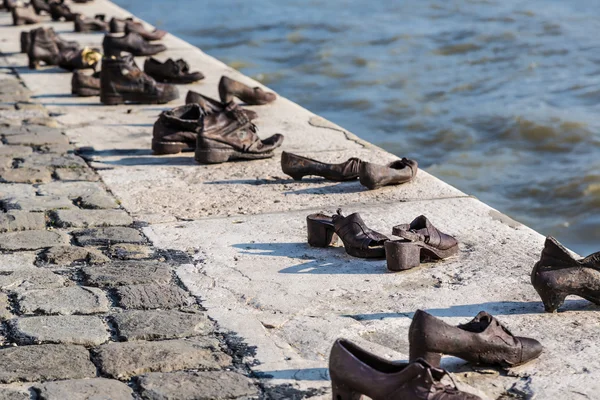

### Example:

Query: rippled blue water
xmin=114 ymin=0 xmax=599 ymax=255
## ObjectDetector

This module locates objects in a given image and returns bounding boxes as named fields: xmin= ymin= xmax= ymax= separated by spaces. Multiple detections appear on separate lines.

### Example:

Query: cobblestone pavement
xmin=0 ymin=65 xmax=265 ymax=399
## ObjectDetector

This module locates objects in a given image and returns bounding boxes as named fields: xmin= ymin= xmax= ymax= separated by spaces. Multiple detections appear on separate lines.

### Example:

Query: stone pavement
xmin=0 ymin=1 xmax=599 ymax=399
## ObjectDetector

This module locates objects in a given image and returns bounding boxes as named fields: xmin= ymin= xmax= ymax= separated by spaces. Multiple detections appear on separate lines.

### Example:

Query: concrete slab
xmin=145 ymin=198 xmax=599 ymax=399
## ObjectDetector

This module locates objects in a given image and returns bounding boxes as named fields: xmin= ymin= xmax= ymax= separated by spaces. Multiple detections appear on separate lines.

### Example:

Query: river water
xmin=114 ymin=0 xmax=599 ymax=255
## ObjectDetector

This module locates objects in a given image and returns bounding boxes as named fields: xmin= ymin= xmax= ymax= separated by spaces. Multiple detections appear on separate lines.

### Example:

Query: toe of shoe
xmin=519 ymin=337 xmax=543 ymax=363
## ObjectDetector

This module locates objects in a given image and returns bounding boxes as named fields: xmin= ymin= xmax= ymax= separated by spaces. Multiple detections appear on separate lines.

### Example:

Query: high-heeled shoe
xmin=329 ymin=338 xmax=481 ymax=400
xmin=307 ymin=209 xmax=388 ymax=258
xmin=531 ymin=236 xmax=600 ymax=313
xmin=219 ymin=75 xmax=276 ymax=105
xmin=281 ymin=152 xmax=362 ymax=182
xmin=392 ymin=215 xmax=458 ymax=259
xmin=409 ymin=310 xmax=543 ymax=368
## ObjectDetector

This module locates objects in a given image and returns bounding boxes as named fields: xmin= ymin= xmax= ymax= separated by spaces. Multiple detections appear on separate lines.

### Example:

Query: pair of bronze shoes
xmin=143 ymin=58 xmax=204 ymax=84
xmin=25 ymin=27 xmax=101 ymax=71
xmin=532 ymin=236 xmax=600 ymax=313
xmin=330 ymin=311 xmax=542 ymax=399
xmin=152 ymin=103 xmax=283 ymax=163
xmin=281 ymin=151 xmax=417 ymax=190
xmin=307 ymin=210 xmax=457 ymax=268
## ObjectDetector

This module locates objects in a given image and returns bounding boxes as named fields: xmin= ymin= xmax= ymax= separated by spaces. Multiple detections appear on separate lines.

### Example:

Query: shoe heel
xmin=409 ymin=348 xmax=442 ymax=367
xmin=195 ymin=148 xmax=233 ymax=164
xmin=385 ymin=241 xmax=421 ymax=271
xmin=538 ymin=289 xmax=566 ymax=313
xmin=100 ymin=95 xmax=124 ymax=105
xmin=307 ymin=217 xmax=337 ymax=248
xmin=28 ymin=58 xmax=39 ymax=69
xmin=331 ymin=380 xmax=362 ymax=400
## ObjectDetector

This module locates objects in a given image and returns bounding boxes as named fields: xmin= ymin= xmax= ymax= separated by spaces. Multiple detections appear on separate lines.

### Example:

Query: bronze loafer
xmin=329 ymin=339 xmax=482 ymax=400
xmin=409 ymin=310 xmax=543 ymax=368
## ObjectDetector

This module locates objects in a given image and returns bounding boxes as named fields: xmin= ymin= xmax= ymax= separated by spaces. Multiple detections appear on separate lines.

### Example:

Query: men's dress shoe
xmin=74 ymin=14 xmax=109 ymax=32
xmin=307 ymin=209 xmax=388 ymax=259
xmin=195 ymin=104 xmax=283 ymax=164
xmin=31 ymin=0 xmax=50 ymax=15
xmin=531 ymin=236 xmax=600 ymax=313
xmin=409 ymin=310 xmax=543 ymax=368
xmin=103 ymin=32 xmax=166 ymax=57
xmin=72 ymin=71 xmax=100 ymax=96
xmin=152 ymin=104 xmax=203 ymax=155
xmin=49 ymin=2 xmax=78 ymax=21
xmin=109 ymin=17 xmax=133 ymax=33
xmin=27 ymin=27 xmax=60 ymax=69
xmin=59 ymin=47 xmax=102 ymax=71
xmin=12 ymin=6 xmax=39 ymax=25
xmin=359 ymin=157 xmax=418 ymax=190
xmin=280 ymin=152 xmax=361 ymax=182
xmin=125 ymin=20 xmax=166 ymax=41
xmin=329 ymin=339 xmax=481 ymax=400
xmin=219 ymin=75 xmax=276 ymax=105
xmin=100 ymin=55 xmax=179 ymax=105
xmin=144 ymin=58 xmax=204 ymax=84
xmin=186 ymin=90 xmax=257 ymax=120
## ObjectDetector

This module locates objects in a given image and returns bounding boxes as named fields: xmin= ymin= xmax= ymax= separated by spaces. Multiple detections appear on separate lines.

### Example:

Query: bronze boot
xmin=195 ymin=104 xmax=283 ymax=164
xmin=103 ymin=32 xmax=166 ymax=57
xmin=329 ymin=339 xmax=482 ymax=400
xmin=531 ymin=236 xmax=600 ymax=313
xmin=359 ymin=157 xmax=418 ymax=189
xmin=152 ymin=104 xmax=203 ymax=155
xmin=409 ymin=310 xmax=543 ymax=368
xmin=72 ymin=71 xmax=100 ymax=97
xmin=186 ymin=90 xmax=257 ymax=121
xmin=219 ymin=75 xmax=276 ymax=105
xmin=31 ymin=0 xmax=50 ymax=15
xmin=100 ymin=55 xmax=179 ymax=105
xmin=12 ymin=5 xmax=39 ymax=25
xmin=49 ymin=2 xmax=78 ymax=21
xmin=28 ymin=27 xmax=61 ymax=69
xmin=281 ymin=151 xmax=362 ymax=181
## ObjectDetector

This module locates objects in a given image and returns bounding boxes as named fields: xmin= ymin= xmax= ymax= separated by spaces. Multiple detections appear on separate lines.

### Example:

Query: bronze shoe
xmin=125 ymin=20 xmax=166 ymax=41
xmin=219 ymin=75 xmax=276 ymax=105
xmin=359 ymin=157 xmax=418 ymax=190
xmin=74 ymin=14 xmax=108 ymax=32
xmin=186 ymin=90 xmax=257 ymax=121
xmin=49 ymin=2 xmax=78 ymax=21
xmin=100 ymin=55 xmax=179 ymax=105
xmin=392 ymin=215 xmax=459 ymax=260
xmin=72 ymin=71 xmax=100 ymax=97
xmin=12 ymin=5 xmax=39 ymax=25
xmin=59 ymin=47 xmax=102 ymax=71
xmin=31 ymin=0 xmax=50 ymax=15
xmin=409 ymin=310 xmax=543 ymax=368
xmin=329 ymin=339 xmax=482 ymax=400
xmin=152 ymin=104 xmax=202 ymax=155
xmin=20 ymin=31 xmax=31 ymax=53
xmin=531 ymin=236 xmax=600 ymax=313
xmin=281 ymin=152 xmax=362 ymax=182
xmin=103 ymin=32 xmax=166 ymax=57
xmin=307 ymin=209 xmax=388 ymax=258
xmin=195 ymin=104 xmax=283 ymax=164
xmin=144 ymin=58 xmax=204 ymax=84
xmin=109 ymin=17 xmax=132 ymax=33
xmin=27 ymin=27 xmax=61 ymax=69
